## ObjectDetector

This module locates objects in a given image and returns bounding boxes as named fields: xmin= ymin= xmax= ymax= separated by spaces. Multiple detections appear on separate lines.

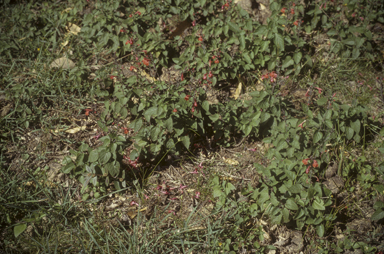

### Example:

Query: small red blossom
xmin=281 ymin=7 xmax=287 ymax=14
xmin=168 ymin=209 xmax=176 ymax=215
xmin=142 ymin=57 xmax=150 ymax=66
xmin=209 ymin=59 xmax=212 ymax=66
xmin=173 ymin=108 xmax=177 ymax=113
xmin=195 ymin=191 xmax=201 ymax=199
xmin=302 ymin=158 xmax=309 ymax=165
xmin=293 ymin=20 xmax=299 ymax=26
xmin=130 ymin=66 xmax=135 ymax=71
xmin=130 ymin=201 xmax=139 ymax=206
xmin=305 ymin=88 xmax=311 ymax=97
xmin=290 ymin=9 xmax=295 ymax=14
xmin=360 ymin=17 xmax=364 ymax=21
xmin=135 ymin=11 xmax=141 ymax=15
xmin=305 ymin=166 xmax=311 ymax=174
xmin=209 ymin=71 xmax=213 ymax=78
xmin=85 ymin=108 xmax=92 ymax=116
xmin=191 ymin=107 xmax=195 ymax=113
xmin=292 ymin=3 xmax=296 ymax=6
xmin=122 ymin=127 xmax=129 ymax=134
xmin=198 ymin=36 xmax=203 ymax=42
xmin=315 ymin=87 xmax=322 ymax=94
xmin=129 ymin=14 xmax=133 ymax=18
xmin=184 ymin=95 xmax=191 ymax=101
xmin=214 ymin=59 xmax=219 ymax=64
xmin=203 ymin=73 xmax=207 ymax=80
xmin=298 ymin=120 xmax=306 ymax=129
xmin=179 ymin=184 xmax=187 ymax=190
xmin=192 ymin=20 xmax=196 ymax=26
xmin=110 ymin=75 xmax=116 ymax=80
xmin=312 ymin=160 xmax=319 ymax=168
xmin=261 ymin=73 xmax=269 ymax=80
xmin=181 ymin=73 xmax=184 ymax=81
xmin=144 ymin=194 xmax=149 ymax=200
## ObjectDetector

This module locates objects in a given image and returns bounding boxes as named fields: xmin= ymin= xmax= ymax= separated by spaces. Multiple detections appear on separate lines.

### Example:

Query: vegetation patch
xmin=1 ymin=0 xmax=384 ymax=253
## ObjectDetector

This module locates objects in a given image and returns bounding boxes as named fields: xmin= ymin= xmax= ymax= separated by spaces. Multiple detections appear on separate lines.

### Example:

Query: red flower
xmin=281 ymin=7 xmax=287 ymax=14
xmin=130 ymin=201 xmax=139 ymax=206
xmin=184 ymin=95 xmax=191 ymax=101
xmin=291 ymin=9 xmax=295 ymax=14
xmin=208 ymin=71 xmax=213 ymax=78
xmin=312 ymin=160 xmax=319 ymax=168
xmin=85 ymin=108 xmax=92 ymax=116
xmin=193 ymin=100 xmax=198 ymax=107
xmin=293 ymin=20 xmax=299 ymax=26
xmin=198 ymin=36 xmax=203 ymax=42
xmin=305 ymin=166 xmax=311 ymax=174
xmin=110 ymin=75 xmax=116 ymax=80
xmin=173 ymin=108 xmax=177 ymax=113
xmin=203 ymin=73 xmax=207 ymax=80
xmin=129 ymin=14 xmax=133 ymax=18
xmin=135 ymin=11 xmax=141 ymax=15
xmin=142 ymin=58 xmax=150 ymax=66
xmin=292 ymin=3 xmax=296 ymax=6
xmin=192 ymin=20 xmax=196 ymax=26
xmin=129 ymin=66 xmax=135 ymax=71
xmin=126 ymin=39 xmax=133 ymax=45
xmin=302 ymin=158 xmax=309 ymax=165
xmin=191 ymin=107 xmax=195 ymax=113
xmin=214 ymin=59 xmax=219 ymax=64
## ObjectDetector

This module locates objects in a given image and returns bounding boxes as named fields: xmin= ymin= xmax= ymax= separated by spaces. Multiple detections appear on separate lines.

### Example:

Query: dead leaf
xmin=50 ymin=57 xmax=76 ymax=69
xmin=234 ymin=82 xmax=242 ymax=100
xmin=223 ymin=157 xmax=239 ymax=165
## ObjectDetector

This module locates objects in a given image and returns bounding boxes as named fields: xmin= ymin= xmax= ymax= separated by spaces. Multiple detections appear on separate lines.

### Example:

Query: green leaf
xmin=144 ymin=106 xmax=157 ymax=122
xmin=274 ymin=33 xmax=284 ymax=51
xmin=281 ymin=56 xmax=294 ymax=69
xmin=293 ymin=52 xmax=302 ymax=64
xmin=316 ymin=224 xmax=325 ymax=237
xmin=202 ymin=100 xmax=209 ymax=112
xmin=239 ymin=33 xmax=246 ymax=50
xmin=316 ymin=97 xmax=328 ymax=106
xmin=228 ymin=21 xmax=241 ymax=33
xmin=243 ymin=52 xmax=252 ymax=64
xmin=209 ymin=114 xmax=220 ymax=122
xmin=165 ymin=117 xmax=173 ymax=132
xmin=282 ymin=208 xmax=290 ymax=223
xmin=351 ymin=119 xmax=361 ymax=134
xmin=88 ymin=150 xmax=99 ymax=163
xmin=166 ymin=138 xmax=175 ymax=149
xmin=225 ymin=182 xmax=236 ymax=195
xmin=181 ymin=136 xmax=190 ymax=149
xmin=371 ymin=209 xmax=384 ymax=221
xmin=313 ymin=131 xmax=323 ymax=144
xmin=14 ymin=223 xmax=27 ymax=238
xmin=312 ymin=197 xmax=325 ymax=210
xmin=62 ymin=161 xmax=75 ymax=174
xmin=346 ymin=127 xmax=354 ymax=140
xmin=99 ymin=151 xmax=111 ymax=164
xmin=213 ymin=187 xmax=223 ymax=198
xmin=285 ymin=198 xmax=299 ymax=210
